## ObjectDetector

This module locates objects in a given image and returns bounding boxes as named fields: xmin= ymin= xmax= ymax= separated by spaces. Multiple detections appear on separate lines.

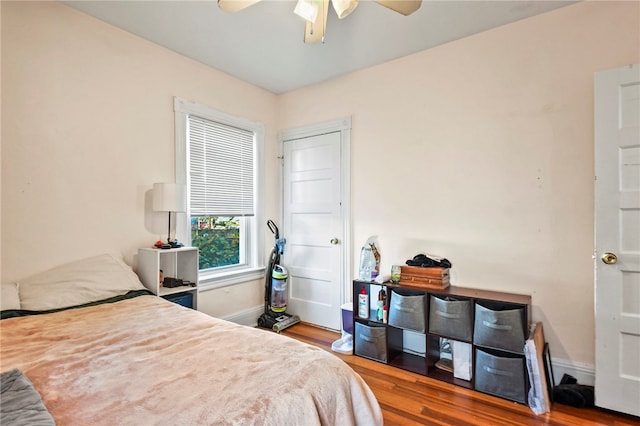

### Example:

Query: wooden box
xmin=399 ymin=266 xmax=450 ymax=290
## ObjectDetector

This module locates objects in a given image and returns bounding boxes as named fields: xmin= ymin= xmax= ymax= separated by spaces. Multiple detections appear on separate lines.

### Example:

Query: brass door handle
xmin=602 ymin=252 xmax=618 ymax=265
xmin=330 ymin=238 xmax=340 ymax=245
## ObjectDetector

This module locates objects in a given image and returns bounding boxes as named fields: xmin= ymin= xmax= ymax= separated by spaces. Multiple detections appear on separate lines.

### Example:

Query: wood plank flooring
xmin=281 ymin=322 xmax=639 ymax=426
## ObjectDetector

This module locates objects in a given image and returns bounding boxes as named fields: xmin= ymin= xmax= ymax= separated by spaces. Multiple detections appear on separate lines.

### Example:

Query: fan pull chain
xmin=321 ymin=0 xmax=326 ymax=43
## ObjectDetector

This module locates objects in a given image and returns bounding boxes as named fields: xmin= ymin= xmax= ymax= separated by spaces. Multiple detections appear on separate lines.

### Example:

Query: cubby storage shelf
xmin=138 ymin=247 xmax=199 ymax=309
xmin=352 ymin=280 xmax=532 ymax=404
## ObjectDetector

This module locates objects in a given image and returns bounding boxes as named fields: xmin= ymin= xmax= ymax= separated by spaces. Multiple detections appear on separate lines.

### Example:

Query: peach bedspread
xmin=0 ymin=295 xmax=382 ymax=425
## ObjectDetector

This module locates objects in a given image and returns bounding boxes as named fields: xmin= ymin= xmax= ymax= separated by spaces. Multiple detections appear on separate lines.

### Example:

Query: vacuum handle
xmin=267 ymin=219 xmax=279 ymax=239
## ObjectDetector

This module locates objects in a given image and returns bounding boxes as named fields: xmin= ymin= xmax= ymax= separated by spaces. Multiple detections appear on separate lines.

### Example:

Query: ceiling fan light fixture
xmin=294 ymin=0 xmax=319 ymax=23
xmin=376 ymin=0 xmax=421 ymax=16
xmin=218 ymin=0 xmax=422 ymax=44
xmin=217 ymin=0 xmax=261 ymax=13
xmin=331 ymin=0 xmax=359 ymax=19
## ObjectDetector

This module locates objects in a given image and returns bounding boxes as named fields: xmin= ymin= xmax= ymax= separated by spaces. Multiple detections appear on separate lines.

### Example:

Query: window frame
xmin=174 ymin=97 xmax=265 ymax=290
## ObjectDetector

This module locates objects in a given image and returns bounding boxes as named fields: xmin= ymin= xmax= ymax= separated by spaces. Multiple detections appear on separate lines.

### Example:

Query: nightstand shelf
xmin=137 ymin=247 xmax=199 ymax=309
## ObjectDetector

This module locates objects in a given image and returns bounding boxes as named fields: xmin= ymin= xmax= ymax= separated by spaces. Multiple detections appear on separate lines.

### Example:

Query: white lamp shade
xmin=152 ymin=183 xmax=186 ymax=212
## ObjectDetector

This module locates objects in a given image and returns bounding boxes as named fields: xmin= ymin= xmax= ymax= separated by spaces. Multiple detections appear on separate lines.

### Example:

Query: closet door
xmin=594 ymin=64 xmax=640 ymax=417
xmin=280 ymin=118 xmax=351 ymax=330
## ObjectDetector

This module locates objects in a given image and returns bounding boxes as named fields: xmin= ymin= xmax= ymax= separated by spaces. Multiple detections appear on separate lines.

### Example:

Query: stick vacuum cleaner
xmin=257 ymin=220 xmax=300 ymax=333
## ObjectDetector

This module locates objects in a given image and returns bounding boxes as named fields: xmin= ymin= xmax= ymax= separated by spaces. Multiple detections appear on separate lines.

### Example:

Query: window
xmin=174 ymin=97 xmax=264 ymax=289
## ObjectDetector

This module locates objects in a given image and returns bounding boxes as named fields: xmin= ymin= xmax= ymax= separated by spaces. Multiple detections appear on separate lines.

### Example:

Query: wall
xmin=0 ymin=2 xmax=3 ymax=284
xmin=277 ymin=0 xmax=639 ymax=369
xmin=2 ymin=0 xmax=639 ymax=373
xmin=0 ymin=1 xmax=279 ymax=317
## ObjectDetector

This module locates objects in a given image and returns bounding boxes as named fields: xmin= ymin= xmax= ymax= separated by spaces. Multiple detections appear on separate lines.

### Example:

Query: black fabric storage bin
xmin=163 ymin=292 xmax=193 ymax=309
xmin=355 ymin=322 xmax=387 ymax=362
xmin=475 ymin=348 xmax=527 ymax=403
xmin=428 ymin=296 xmax=472 ymax=341
xmin=474 ymin=303 xmax=526 ymax=353
xmin=388 ymin=289 xmax=425 ymax=333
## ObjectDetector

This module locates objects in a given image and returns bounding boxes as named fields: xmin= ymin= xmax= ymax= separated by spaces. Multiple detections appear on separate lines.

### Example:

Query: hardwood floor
xmin=281 ymin=322 xmax=639 ymax=426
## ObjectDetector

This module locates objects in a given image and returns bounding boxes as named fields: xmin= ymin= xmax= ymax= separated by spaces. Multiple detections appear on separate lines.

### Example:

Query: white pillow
xmin=1 ymin=282 xmax=21 ymax=310
xmin=18 ymin=253 xmax=146 ymax=311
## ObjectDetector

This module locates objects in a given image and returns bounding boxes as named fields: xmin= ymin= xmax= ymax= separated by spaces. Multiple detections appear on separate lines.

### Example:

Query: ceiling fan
xmin=217 ymin=0 xmax=422 ymax=43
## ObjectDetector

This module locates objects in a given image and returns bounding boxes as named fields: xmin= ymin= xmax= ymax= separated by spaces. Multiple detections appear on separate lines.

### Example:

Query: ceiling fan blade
xmin=303 ymin=0 xmax=330 ymax=43
xmin=331 ymin=0 xmax=359 ymax=19
xmin=217 ymin=0 xmax=262 ymax=13
xmin=376 ymin=0 xmax=421 ymax=16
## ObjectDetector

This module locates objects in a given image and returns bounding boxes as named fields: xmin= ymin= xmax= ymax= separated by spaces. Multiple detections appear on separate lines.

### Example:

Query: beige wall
xmin=0 ymin=1 xmax=279 ymax=316
xmin=0 ymin=1 xmax=3 ymax=285
xmin=277 ymin=1 xmax=639 ymax=366
xmin=2 ymin=0 xmax=639 ymax=369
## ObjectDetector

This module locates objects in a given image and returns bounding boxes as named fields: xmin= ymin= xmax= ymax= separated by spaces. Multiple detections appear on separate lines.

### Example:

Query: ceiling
xmin=62 ymin=0 xmax=576 ymax=94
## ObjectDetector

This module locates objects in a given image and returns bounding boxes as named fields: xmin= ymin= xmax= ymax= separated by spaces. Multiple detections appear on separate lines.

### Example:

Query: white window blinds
xmin=187 ymin=115 xmax=255 ymax=216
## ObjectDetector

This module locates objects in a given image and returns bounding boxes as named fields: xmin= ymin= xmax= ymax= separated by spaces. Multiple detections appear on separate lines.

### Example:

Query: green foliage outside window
xmin=191 ymin=216 xmax=240 ymax=270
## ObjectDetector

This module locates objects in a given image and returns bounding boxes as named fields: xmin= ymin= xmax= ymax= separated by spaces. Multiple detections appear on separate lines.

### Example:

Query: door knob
xmin=330 ymin=237 xmax=340 ymax=245
xmin=602 ymin=252 xmax=618 ymax=264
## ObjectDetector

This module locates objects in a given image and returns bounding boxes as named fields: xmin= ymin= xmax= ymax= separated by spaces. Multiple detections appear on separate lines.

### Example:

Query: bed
xmin=0 ymin=253 xmax=383 ymax=425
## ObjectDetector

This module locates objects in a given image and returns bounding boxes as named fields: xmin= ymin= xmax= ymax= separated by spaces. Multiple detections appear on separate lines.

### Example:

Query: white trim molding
xmin=278 ymin=117 xmax=352 ymax=306
xmin=173 ymin=96 xmax=266 ymax=286
xmin=549 ymin=358 xmax=595 ymax=386
xmin=218 ymin=305 xmax=264 ymax=327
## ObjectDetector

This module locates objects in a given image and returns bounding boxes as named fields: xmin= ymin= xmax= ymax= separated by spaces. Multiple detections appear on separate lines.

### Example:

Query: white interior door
xmin=280 ymin=119 xmax=350 ymax=330
xmin=594 ymin=64 xmax=640 ymax=417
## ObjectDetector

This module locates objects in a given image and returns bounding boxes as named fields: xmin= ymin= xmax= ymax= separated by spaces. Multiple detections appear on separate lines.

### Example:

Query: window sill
xmin=198 ymin=266 xmax=265 ymax=291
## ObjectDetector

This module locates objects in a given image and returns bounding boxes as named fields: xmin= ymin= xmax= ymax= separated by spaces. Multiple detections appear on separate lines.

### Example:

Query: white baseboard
xmin=220 ymin=305 xmax=264 ymax=327
xmin=548 ymin=357 xmax=595 ymax=386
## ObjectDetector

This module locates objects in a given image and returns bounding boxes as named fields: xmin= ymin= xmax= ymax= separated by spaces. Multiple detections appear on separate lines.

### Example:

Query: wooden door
xmin=594 ymin=64 xmax=640 ymax=417
xmin=280 ymin=119 xmax=351 ymax=330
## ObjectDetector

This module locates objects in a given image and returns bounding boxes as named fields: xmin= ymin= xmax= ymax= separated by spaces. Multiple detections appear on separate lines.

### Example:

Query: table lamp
xmin=153 ymin=183 xmax=186 ymax=248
